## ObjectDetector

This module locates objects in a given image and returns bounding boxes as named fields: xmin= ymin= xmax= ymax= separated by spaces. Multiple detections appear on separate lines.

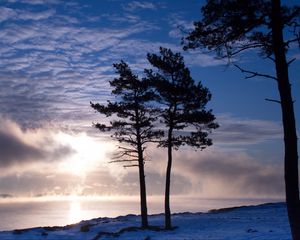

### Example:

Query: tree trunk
xmin=272 ymin=0 xmax=300 ymax=239
xmin=137 ymin=145 xmax=148 ymax=228
xmin=165 ymin=126 xmax=173 ymax=229
xmin=135 ymin=107 xmax=148 ymax=228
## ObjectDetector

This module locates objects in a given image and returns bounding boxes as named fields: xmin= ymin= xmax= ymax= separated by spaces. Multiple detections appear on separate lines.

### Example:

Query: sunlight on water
xmin=68 ymin=200 xmax=81 ymax=224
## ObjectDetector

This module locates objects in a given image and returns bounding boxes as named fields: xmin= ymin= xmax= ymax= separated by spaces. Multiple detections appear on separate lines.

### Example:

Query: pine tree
xmin=91 ymin=61 xmax=163 ymax=228
xmin=183 ymin=1 xmax=300 ymax=238
xmin=146 ymin=47 xmax=218 ymax=229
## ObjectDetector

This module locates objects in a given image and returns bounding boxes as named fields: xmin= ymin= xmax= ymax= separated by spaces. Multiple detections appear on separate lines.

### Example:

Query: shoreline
xmin=0 ymin=202 xmax=290 ymax=240
xmin=2 ymin=201 xmax=285 ymax=232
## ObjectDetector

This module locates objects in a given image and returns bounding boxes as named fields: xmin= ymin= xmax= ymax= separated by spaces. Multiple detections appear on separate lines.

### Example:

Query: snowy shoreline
xmin=0 ymin=202 xmax=291 ymax=240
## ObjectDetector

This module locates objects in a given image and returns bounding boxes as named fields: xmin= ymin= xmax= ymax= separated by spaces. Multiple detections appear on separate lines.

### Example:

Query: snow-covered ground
xmin=0 ymin=202 xmax=291 ymax=240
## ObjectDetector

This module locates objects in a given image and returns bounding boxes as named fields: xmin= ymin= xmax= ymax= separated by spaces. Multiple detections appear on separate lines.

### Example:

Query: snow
xmin=0 ymin=202 xmax=291 ymax=240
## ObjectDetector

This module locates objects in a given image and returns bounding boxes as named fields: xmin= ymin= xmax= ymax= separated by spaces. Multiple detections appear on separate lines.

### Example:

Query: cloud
xmin=142 ymin=115 xmax=285 ymax=198
xmin=0 ymin=1 xmax=292 ymax=200
xmin=213 ymin=115 xmax=283 ymax=145
xmin=0 ymin=6 xmax=160 ymax=129
xmin=123 ymin=1 xmax=157 ymax=11
xmin=17 ymin=9 xmax=56 ymax=21
xmin=0 ymin=171 xmax=84 ymax=196
xmin=145 ymin=137 xmax=284 ymax=199
xmin=0 ymin=7 xmax=16 ymax=23
xmin=0 ymin=7 xmax=56 ymax=23
xmin=0 ymin=1 xmax=226 ymax=130
xmin=172 ymin=147 xmax=284 ymax=198
xmin=167 ymin=13 xmax=194 ymax=39
xmin=0 ymin=129 xmax=44 ymax=167
xmin=0 ymin=165 xmax=146 ymax=196
xmin=0 ymin=117 xmax=74 ymax=169
xmin=7 ymin=0 xmax=60 ymax=4
xmin=182 ymin=50 xmax=227 ymax=67
xmin=0 ymin=116 xmax=286 ymax=198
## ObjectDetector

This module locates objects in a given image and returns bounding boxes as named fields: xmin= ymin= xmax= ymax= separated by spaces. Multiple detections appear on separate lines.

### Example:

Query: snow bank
xmin=0 ymin=202 xmax=291 ymax=240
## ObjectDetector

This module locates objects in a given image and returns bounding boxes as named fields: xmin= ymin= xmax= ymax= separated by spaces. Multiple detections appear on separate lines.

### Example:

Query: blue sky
xmin=0 ymin=0 xmax=299 ymax=199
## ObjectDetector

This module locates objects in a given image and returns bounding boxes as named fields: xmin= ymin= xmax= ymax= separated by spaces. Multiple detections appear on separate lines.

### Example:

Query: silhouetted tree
xmin=146 ymin=47 xmax=218 ymax=229
xmin=91 ymin=61 xmax=163 ymax=228
xmin=183 ymin=1 xmax=300 ymax=238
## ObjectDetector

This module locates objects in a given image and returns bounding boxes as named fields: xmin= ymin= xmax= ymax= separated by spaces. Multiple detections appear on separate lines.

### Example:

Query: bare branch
xmin=287 ymin=58 xmax=296 ymax=66
xmin=285 ymin=37 xmax=300 ymax=47
xmin=140 ymin=126 xmax=153 ymax=137
xmin=124 ymin=164 xmax=139 ymax=168
xmin=117 ymin=146 xmax=138 ymax=152
xmin=230 ymin=43 xmax=265 ymax=56
xmin=265 ymin=98 xmax=281 ymax=104
xmin=267 ymin=55 xmax=275 ymax=62
xmin=234 ymin=64 xmax=278 ymax=81
xmin=109 ymin=159 xmax=138 ymax=164
xmin=141 ymin=139 xmax=163 ymax=144
xmin=116 ymin=137 xmax=137 ymax=145
xmin=112 ymin=151 xmax=138 ymax=160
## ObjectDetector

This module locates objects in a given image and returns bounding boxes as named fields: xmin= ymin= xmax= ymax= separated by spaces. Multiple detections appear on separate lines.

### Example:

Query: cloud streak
xmin=174 ymin=148 xmax=284 ymax=197
xmin=213 ymin=115 xmax=283 ymax=145
xmin=123 ymin=1 xmax=159 ymax=11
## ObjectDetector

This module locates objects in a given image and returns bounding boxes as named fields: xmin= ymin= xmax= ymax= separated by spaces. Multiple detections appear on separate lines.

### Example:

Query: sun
xmin=56 ymin=132 xmax=113 ymax=177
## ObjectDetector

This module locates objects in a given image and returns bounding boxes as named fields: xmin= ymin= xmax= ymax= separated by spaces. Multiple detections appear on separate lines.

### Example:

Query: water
xmin=0 ymin=196 xmax=283 ymax=231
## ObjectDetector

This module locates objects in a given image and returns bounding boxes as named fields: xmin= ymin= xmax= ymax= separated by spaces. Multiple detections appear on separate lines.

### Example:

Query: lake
xmin=0 ymin=196 xmax=283 ymax=231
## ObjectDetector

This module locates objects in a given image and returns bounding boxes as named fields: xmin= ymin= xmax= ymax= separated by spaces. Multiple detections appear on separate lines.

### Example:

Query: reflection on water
xmin=0 ymin=196 xmax=283 ymax=231
xmin=69 ymin=200 xmax=81 ymax=224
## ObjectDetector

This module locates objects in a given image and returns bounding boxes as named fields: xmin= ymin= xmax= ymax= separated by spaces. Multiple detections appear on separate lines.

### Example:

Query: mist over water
xmin=0 ymin=196 xmax=283 ymax=231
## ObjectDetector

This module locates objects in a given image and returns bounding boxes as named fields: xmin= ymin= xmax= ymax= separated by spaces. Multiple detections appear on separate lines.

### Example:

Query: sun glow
xmin=56 ymin=132 xmax=114 ymax=177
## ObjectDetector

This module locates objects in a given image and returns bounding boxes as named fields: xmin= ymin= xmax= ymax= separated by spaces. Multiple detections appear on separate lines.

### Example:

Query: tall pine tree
xmin=91 ymin=61 xmax=163 ymax=228
xmin=183 ymin=1 xmax=300 ymax=238
xmin=146 ymin=47 xmax=218 ymax=229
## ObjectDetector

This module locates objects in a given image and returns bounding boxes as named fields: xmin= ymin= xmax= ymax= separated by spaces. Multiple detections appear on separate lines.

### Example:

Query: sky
xmin=0 ymin=0 xmax=299 ymax=200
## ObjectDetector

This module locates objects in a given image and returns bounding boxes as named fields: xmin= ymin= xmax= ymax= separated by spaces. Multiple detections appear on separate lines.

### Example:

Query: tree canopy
xmin=183 ymin=0 xmax=299 ymax=58
xmin=146 ymin=47 xmax=218 ymax=229
xmin=91 ymin=60 xmax=163 ymax=228
xmin=146 ymin=47 xmax=218 ymax=150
